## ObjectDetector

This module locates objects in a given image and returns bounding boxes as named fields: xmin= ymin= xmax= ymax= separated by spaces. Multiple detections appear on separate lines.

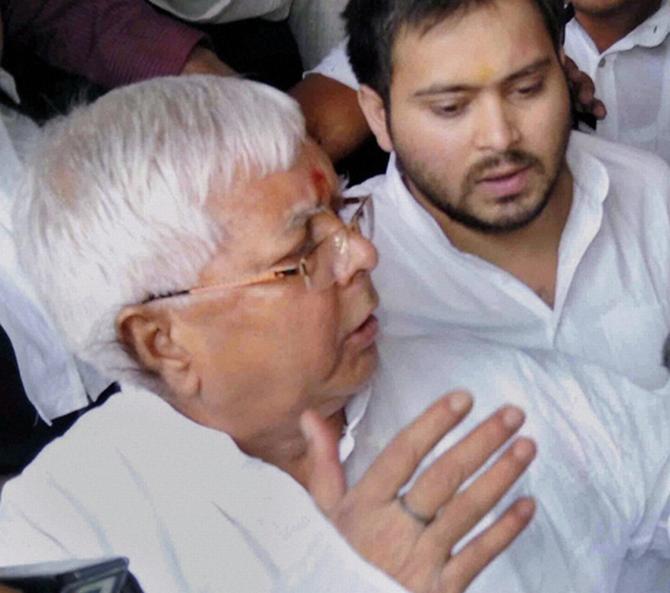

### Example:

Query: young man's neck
xmin=412 ymin=163 xmax=574 ymax=308
xmin=575 ymin=1 xmax=662 ymax=53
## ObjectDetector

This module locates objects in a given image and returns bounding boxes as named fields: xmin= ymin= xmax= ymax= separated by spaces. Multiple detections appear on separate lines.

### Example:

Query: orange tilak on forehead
xmin=475 ymin=63 xmax=496 ymax=83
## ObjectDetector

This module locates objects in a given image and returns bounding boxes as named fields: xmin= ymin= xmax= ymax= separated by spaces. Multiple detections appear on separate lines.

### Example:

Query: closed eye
xmin=513 ymin=79 xmax=545 ymax=98
xmin=431 ymin=101 xmax=468 ymax=118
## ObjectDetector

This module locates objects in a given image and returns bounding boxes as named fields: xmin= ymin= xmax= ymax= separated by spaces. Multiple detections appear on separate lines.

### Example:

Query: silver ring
xmin=398 ymin=494 xmax=432 ymax=526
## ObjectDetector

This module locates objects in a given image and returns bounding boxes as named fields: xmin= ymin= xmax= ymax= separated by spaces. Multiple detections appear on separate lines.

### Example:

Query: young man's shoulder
xmin=571 ymin=131 xmax=670 ymax=185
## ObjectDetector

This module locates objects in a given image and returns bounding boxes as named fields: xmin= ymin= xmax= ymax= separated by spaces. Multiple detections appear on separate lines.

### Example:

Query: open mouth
xmin=477 ymin=166 xmax=531 ymax=198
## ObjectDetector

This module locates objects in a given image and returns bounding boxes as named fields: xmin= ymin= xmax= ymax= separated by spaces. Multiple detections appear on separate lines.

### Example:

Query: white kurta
xmin=346 ymin=334 xmax=670 ymax=593
xmin=0 ymin=385 xmax=407 ymax=593
xmin=565 ymin=0 xmax=670 ymax=164
xmin=347 ymin=132 xmax=670 ymax=389
xmin=0 ymin=69 xmax=107 ymax=421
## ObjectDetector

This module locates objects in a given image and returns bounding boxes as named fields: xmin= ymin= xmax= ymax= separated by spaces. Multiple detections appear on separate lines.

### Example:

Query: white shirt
xmin=347 ymin=132 xmax=670 ymax=389
xmin=307 ymin=39 xmax=357 ymax=87
xmin=346 ymin=334 xmax=670 ymax=593
xmin=564 ymin=0 xmax=670 ymax=164
xmin=0 ymin=385 xmax=405 ymax=593
xmin=0 ymin=69 xmax=107 ymax=422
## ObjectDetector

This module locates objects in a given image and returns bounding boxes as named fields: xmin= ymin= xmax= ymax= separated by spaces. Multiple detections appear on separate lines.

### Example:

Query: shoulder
xmin=571 ymin=131 xmax=670 ymax=185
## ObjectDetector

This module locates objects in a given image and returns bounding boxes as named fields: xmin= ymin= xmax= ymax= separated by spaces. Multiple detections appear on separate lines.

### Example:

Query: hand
xmin=301 ymin=392 xmax=536 ymax=593
xmin=181 ymin=45 xmax=237 ymax=78
xmin=563 ymin=55 xmax=607 ymax=120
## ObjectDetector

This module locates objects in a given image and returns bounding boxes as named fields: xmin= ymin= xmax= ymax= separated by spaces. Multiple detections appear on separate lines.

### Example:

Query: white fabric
xmin=346 ymin=132 xmax=670 ymax=389
xmin=147 ymin=0 xmax=293 ymax=23
xmin=307 ymin=39 xmax=358 ymax=87
xmin=0 ymin=68 xmax=108 ymax=422
xmin=147 ymin=0 xmax=347 ymax=69
xmin=0 ymin=385 xmax=406 ymax=593
xmin=345 ymin=334 xmax=670 ymax=593
xmin=565 ymin=1 xmax=670 ymax=164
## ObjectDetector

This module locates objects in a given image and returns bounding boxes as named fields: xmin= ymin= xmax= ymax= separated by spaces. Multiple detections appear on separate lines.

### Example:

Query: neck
xmin=575 ymin=1 xmax=662 ymax=53
xmin=413 ymin=163 xmax=573 ymax=306
xmin=237 ymin=409 xmax=346 ymax=488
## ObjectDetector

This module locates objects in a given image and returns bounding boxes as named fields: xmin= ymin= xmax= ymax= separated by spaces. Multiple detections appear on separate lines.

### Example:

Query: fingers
xmin=356 ymin=391 xmax=474 ymax=502
xmin=429 ymin=436 xmax=536 ymax=547
xmin=564 ymin=55 xmax=607 ymax=120
xmin=401 ymin=405 xmax=527 ymax=521
xmin=301 ymin=409 xmax=347 ymax=513
xmin=441 ymin=497 xmax=536 ymax=593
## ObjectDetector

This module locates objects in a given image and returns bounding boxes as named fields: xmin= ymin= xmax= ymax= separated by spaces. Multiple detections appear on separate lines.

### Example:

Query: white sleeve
xmin=305 ymin=40 xmax=360 ymax=90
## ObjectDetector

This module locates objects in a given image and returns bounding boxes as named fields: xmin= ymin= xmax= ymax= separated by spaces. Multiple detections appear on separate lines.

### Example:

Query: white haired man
xmin=0 ymin=75 xmax=536 ymax=593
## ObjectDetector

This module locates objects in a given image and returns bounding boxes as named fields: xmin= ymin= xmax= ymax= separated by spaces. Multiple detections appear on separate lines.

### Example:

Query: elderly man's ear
xmin=357 ymin=85 xmax=394 ymax=154
xmin=116 ymin=307 xmax=200 ymax=398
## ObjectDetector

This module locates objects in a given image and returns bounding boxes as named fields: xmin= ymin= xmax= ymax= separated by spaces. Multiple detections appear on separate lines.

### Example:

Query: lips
xmin=476 ymin=165 xmax=531 ymax=198
xmin=346 ymin=314 xmax=379 ymax=350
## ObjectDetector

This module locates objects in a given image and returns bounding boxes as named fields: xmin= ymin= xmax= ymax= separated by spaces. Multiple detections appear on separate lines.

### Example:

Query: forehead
xmin=209 ymin=142 xmax=338 ymax=254
xmin=391 ymin=0 xmax=554 ymax=89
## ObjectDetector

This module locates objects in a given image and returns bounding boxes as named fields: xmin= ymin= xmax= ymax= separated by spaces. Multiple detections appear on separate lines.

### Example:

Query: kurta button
xmin=598 ymin=58 xmax=606 ymax=68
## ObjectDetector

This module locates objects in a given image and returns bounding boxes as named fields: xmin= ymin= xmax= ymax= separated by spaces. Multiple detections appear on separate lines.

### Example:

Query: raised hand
xmin=301 ymin=391 xmax=536 ymax=593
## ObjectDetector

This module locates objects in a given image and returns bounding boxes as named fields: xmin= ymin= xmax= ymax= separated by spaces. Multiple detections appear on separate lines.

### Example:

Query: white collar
xmin=340 ymin=385 xmax=372 ymax=461
xmin=568 ymin=0 xmax=670 ymax=54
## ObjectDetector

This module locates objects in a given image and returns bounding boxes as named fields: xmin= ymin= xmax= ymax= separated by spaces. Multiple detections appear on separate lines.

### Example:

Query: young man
xmin=343 ymin=0 xmax=670 ymax=389
xmin=340 ymin=2 xmax=670 ymax=590
xmin=565 ymin=0 xmax=670 ymax=163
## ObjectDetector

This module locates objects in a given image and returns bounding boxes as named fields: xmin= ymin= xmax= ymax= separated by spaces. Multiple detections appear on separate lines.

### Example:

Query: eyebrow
xmin=284 ymin=203 xmax=322 ymax=232
xmin=413 ymin=57 xmax=553 ymax=97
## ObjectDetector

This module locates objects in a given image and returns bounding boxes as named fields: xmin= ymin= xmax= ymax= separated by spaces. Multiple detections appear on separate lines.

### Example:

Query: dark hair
xmin=344 ymin=0 xmax=565 ymax=103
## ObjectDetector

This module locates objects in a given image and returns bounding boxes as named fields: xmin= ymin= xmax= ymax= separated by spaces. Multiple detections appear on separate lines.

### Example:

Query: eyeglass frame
xmin=141 ymin=194 xmax=373 ymax=304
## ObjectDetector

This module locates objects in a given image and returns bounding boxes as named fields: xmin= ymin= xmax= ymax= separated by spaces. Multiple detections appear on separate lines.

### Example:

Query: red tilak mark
xmin=311 ymin=168 xmax=327 ymax=192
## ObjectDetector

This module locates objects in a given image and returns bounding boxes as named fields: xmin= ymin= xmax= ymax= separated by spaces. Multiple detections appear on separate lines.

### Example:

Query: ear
xmin=116 ymin=305 xmax=200 ymax=398
xmin=357 ymin=85 xmax=394 ymax=153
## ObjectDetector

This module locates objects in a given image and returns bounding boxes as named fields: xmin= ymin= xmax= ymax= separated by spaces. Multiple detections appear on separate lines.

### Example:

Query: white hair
xmin=14 ymin=75 xmax=306 ymax=388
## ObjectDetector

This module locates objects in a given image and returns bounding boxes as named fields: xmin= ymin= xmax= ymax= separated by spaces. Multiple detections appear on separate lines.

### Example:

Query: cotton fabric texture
xmin=347 ymin=334 xmax=670 ymax=593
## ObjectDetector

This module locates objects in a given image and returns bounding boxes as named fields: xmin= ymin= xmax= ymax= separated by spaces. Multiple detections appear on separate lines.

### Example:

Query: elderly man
xmin=0 ymin=76 xmax=535 ymax=593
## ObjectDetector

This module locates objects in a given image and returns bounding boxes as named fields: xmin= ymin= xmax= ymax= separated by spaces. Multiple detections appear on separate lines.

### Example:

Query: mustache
xmin=466 ymin=150 xmax=544 ymax=186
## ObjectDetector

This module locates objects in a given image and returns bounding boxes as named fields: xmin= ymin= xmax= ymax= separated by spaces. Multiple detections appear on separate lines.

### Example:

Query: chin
xmin=323 ymin=343 xmax=379 ymax=409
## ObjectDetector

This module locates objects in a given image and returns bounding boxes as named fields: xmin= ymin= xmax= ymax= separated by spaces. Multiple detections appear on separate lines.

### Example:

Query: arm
xmin=290 ymin=74 xmax=368 ymax=163
xmin=0 ymin=0 xmax=232 ymax=87
xmin=302 ymin=391 xmax=536 ymax=593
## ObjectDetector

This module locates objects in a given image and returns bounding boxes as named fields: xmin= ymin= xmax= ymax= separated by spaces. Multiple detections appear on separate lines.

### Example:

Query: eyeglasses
xmin=141 ymin=195 xmax=374 ymax=304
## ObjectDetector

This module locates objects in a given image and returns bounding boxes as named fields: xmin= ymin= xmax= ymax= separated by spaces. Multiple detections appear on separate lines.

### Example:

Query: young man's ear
xmin=116 ymin=306 xmax=199 ymax=397
xmin=357 ymin=85 xmax=394 ymax=153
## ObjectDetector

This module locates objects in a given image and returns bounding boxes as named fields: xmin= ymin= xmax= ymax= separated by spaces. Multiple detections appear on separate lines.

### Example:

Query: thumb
xmin=300 ymin=409 xmax=347 ymax=514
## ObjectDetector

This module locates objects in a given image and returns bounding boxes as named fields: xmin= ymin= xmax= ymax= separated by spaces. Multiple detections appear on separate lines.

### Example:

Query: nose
xmin=474 ymin=95 xmax=520 ymax=152
xmin=334 ymin=232 xmax=378 ymax=286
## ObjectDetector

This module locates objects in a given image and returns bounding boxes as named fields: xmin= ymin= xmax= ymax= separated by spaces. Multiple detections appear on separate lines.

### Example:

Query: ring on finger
xmin=398 ymin=494 xmax=433 ymax=526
